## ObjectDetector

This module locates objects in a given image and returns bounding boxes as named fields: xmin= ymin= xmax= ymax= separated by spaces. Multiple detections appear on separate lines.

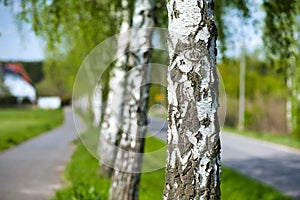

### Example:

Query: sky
xmin=0 ymin=4 xmax=45 ymax=61
xmin=0 ymin=1 xmax=264 ymax=62
xmin=222 ymin=0 xmax=265 ymax=58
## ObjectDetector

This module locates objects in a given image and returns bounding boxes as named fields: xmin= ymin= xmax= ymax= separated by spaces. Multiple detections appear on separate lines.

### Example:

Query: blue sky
xmin=0 ymin=1 xmax=264 ymax=62
xmin=0 ymin=4 xmax=45 ymax=61
xmin=222 ymin=0 xmax=265 ymax=58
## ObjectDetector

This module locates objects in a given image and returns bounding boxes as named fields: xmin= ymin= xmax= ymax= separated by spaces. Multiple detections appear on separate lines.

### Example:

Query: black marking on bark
xmin=199 ymin=61 xmax=207 ymax=78
xmin=174 ymin=10 xmax=180 ymax=18
xmin=170 ymin=65 xmax=183 ymax=82
xmin=187 ymin=71 xmax=201 ymax=101
xmin=197 ymin=0 xmax=201 ymax=9
xmin=182 ymin=164 xmax=191 ymax=176
xmin=139 ymin=10 xmax=145 ymax=15
xmin=201 ymin=87 xmax=209 ymax=99
xmin=179 ymin=59 xmax=185 ymax=65
xmin=173 ymin=37 xmax=206 ymax=60
xmin=172 ymin=1 xmax=180 ymax=19
xmin=174 ymin=111 xmax=181 ymax=130
xmin=183 ymin=101 xmax=201 ymax=133
xmin=196 ymin=131 xmax=203 ymax=142
xmin=200 ymin=115 xmax=211 ymax=128
xmin=170 ymin=12 xmax=173 ymax=20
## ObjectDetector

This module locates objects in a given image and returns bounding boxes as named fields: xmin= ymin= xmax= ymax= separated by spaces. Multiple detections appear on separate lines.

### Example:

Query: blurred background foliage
xmin=218 ymin=52 xmax=287 ymax=134
xmin=1 ymin=0 xmax=299 ymax=136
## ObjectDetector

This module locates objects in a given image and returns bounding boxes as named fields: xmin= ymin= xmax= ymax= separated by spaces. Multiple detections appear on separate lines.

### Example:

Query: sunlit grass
xmin=0 ymin=108 xmax=63 ymax=151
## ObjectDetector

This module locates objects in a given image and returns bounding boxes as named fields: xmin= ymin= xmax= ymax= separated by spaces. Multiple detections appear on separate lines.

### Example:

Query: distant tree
xmin=98 ymin=0 xmax=132 ymax=177
xmin=263 ymin=0 xmax=300 ymax=137
xmin=163 ymin=0 xmax=220 ymax=199
xmin=0 ymin=0 xmax=250 ymax=103
xmin=1 ymin=0 xmax=121 ymax=100
xmin=214 ymin=0 xmax=250 ymax=56
xmin=108 ymin=0 xmax=155 ymax=199
xmin=22 ymin=61 xmax=44 ymax=84
xmin=0 ymin=82 xmax=11 ymax=98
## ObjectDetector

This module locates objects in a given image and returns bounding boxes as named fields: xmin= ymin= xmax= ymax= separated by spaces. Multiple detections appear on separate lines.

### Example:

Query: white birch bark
xmin=287 ymin=67 xmax=293 ymax=132
xmin=108 ymin=0 xmax=155 ymax=199
xmin=287 ymin=56 xmax=300 ymax=136
xmin=92 ymin=84 xmax=102 ymax=127
xmin=286 ymin=22 xmax=299 ymax=136
xmin=98 ymin=0 xmax=130 ymax=176
xmin=163 ymin=0 xmax=221 ymax=199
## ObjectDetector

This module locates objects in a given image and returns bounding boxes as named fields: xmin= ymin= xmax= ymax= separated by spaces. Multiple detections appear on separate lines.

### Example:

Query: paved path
xmin=148 ymin=118 xmax=300 ymax=199
xmin=0 ymin=107 xmax=78 ymax=200
xmin=222 ymin=132 xmax=300 ymax=199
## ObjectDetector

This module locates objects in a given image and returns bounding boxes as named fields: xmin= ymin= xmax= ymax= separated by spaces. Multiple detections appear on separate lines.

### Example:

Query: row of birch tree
xmin=2 ymin=0 xmax=299 ymax=199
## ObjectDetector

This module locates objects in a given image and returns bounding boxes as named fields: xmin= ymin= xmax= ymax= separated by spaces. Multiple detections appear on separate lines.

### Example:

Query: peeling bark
xmin=98 ymin=0 xmax=130 ymax=176
xmin=163 ymin=1 xmax=221 ymax=199
xmin=108 ymin=0 xmax=155 ymax=199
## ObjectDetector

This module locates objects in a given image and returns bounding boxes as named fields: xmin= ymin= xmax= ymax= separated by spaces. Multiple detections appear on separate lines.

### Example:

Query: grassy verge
xmin=52 ymin=129 xmax=293 ymax=200
xmin=224 ymin=127 xmax=300 ymax=149
xmin=0 ymin=108 xmax=64 ymax=151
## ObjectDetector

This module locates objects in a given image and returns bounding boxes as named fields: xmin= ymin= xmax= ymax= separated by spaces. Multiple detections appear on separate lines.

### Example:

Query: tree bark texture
xmin=163 ymin=0 xmax=221 ymax=199
xmin=263 ymin=0 xmax=300 ymax=137
xmin=287 ymin=22 xmax=300 ymax=137
xmin=92 ymin=84 xmax=102 ymax=127
xmin=98 ymin=0 xmax=131 ymax=176
xmin=108 ymin=0 xmax=155 ymax=200
xmin=287 ymin=56 xmax=300 ymax=137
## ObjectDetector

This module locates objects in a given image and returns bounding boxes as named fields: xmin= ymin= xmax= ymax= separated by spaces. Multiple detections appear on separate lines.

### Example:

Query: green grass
xmin=224 ymin=127 xmax=300 ymax=149
xmin=52 ymin=129 xmax=293 ymax=200
xmin=52 ymin=138 xmax=111 ymax=200
xmin=221 ymin=167 xmax=293 ymax=200
xmin=0 ymin=108 xmax=64 ymax=151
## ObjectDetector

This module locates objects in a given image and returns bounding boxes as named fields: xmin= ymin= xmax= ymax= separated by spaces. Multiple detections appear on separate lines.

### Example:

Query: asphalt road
xmin=222 ymin=132 xmax=300 ymax=199
xmin=148 ymin=118 xmax=300 ymax=199
xmin=0 ymin=107 xmax=78 ymax=200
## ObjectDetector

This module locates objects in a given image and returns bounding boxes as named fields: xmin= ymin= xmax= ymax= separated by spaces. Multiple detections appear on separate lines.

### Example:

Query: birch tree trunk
xmin=108 ymin=0 xmax=155 ymax=199
xmin=98 ymin=0 xmax=131 ymax=176
xmin=287 ymin=27 xmax=300 ymax=138
xmin=287 ymin=56 xmax=300 ymax=137
xmin=263 ymin=0 xmax=300 ymax=138
xmin=163 ymin=0 xmax=221 ymax=199
xmin=92 ymin=84 xmax=102 ymax=127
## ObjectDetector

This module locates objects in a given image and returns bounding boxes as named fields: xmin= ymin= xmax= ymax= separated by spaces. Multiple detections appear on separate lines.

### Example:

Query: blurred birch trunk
xmin=108 ymin=0 xmax=155 ymax=199
xmin=98 ymin=0 xmax=131 ymax=177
